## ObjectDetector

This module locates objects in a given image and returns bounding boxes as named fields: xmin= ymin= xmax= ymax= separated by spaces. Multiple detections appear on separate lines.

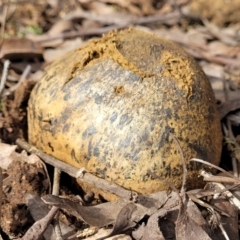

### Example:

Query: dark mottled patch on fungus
xmin=64 ymin=92 xmax=71 ymax=101
xmin=45 ymin=72 xmax=56 ymax=82
xmin=82 ymin=125 xmax=98 ymax=140
xmin=118 ymin=113 xmax=132 ymax=129
xmin=93 ymin=147 xmax=100 ymax=157
xmin=94 ymin=93 xmax=103 ymax=104
xmin=110 ymin=112 xmax=118 ymax=123
xmin=62 ymin=123 xmax=70 ymax=133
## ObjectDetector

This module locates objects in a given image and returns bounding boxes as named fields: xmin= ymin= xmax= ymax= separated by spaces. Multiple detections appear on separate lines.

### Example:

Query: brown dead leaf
xmin=0 ymin=38 xmax=43 ymax=60
xmin=137 ymin=190 xmax=168 ymax=209
xmin=99 ymin=0 xmax=156 ymax=15
xmin=85 ymin=1 xmax=116 ymax=15
xmin=48 ymin=19 xmax=73 ymax=37
xmin=189 ymin=0 xmax=240 ymax=26
xmin=85 ymin=229 xmax=130 ymax=240
xmin=210 ymin=197 xmax=239 ymax=240
xmin=96 ymin=202 xmax=138 ymax=240
xmin=26 ymin=194 xmax=76 ymax=240
xmin=42 ymin=194 xmax=157 ymax=239
xmin=43 ymin=38 xmax=83 ymax=63
xmin=201 ymin=63 xmax=223 ymax=79
xmin=132 ymin=209 xmax=167 ymax=240
xmin=175 ymin=195 xmax=212 ymax=240
xmin=42 ymin=194 xmax=129 ymax=227
xmin=219 ymin=98 xmax=240 ymax=119
xmin=186 ymin=200 xmax=212 ymax=236
xmin=18 ymin=206 xmax=59 ymax=240
xmin=0 ymin=142 xmax=17 ymax=169
xmin=208 ymin=41 xmax=236 ymax=57
xmin=203 ymin=19 xmax=238 ymax=46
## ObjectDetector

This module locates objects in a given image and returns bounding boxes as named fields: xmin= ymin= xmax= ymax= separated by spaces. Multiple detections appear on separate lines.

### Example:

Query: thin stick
xmin=190 ymin=158 xmax=239 ymax=180
xmin=0 ymin=3 xmax=8 ymax=48
xmin=170 ymin=133 xmax=187 ymax=194
xmin=34 ymin=11 xmax=181 ymax=43
xmin=4 ymin=64 xmax=31 ymax=96
xmin=18 ymin=206 xmax=59 ymax=240
xmin=16 ymin=138 xmax=136 ymax=200
xmin=0 ymin=59 xmax=10 ymax=97
xmin=52 ymin=168 xmax=61 ymax=196
xmin=0 ymin=168 xmax=2 ymax=231
xmin=52 ymin=168 xmax=63 ymax=240
xmin=200 ymin=170 xmax=240 ymax=211
xmin=201 ymin=175 xmax=240 ymax=184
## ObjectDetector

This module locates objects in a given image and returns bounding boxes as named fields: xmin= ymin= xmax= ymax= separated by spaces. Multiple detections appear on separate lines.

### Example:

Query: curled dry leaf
xmin=208 ymin=41 xmax=237 ymax=56
xmin=18 ymin=206 xmax=59 ymax=240
xmin=26 ymin=194 xmax=76 ymax=240
xmin=175 ymin=195 xmax=212 ymax=240
xmin=0 ymin=143 xmax=17 ymax=169
xmin=96 ymin=202 xmax=138 ymax=240
xmin=0 ymin=38 xmax=43 ymax=60
xmin=43 ymin=38 xmax=83 ymax=63
xmin=189 ymin=0 xmax=240 ymax=26
xmin=210 ymin=197 xmax=238 ymax=240
xmin=42 ymin=194 xmax=129 ymax=227
xmin=219 ymin=98 xmax=240 ymax=119
xmin=132 ymin=209 xmax=167 ymax=240
xmin=42 ymin=194 xmax=160 ymax=239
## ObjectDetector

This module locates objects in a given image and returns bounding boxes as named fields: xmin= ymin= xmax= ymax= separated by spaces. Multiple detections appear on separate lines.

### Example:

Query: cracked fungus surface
xmin=28 ymin=28 xmax=222 ymax=196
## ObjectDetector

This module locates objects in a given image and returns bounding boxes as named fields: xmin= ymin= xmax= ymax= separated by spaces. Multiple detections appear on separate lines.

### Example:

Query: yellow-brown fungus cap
xmin=28 ymin=28 xmax=222 ymax=196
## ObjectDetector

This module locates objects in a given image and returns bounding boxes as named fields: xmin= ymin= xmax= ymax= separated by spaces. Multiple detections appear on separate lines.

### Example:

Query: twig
xmin=189 ymin=194 xmax=229 ymax=218
xmin=200 ymin=170 xmax=240 ymax=211
xmin=0 ymin=168 xmax=2 ymax=231
xmin=0 ymin=3 xmax=8 ymax=49
xmin=203 ymin=18 xmax=237 ymax=46
xmin=52 ymin=168 xmax=63 ymax=240
xmin=197 ymin=52 xmax=240 ymax=67
xmin=201 ymin=175 xmax=240 ymax=184
xmin=184 ymin=48 xmax=240 ymax=67
xmin=17 ymin=206 xmax=59 ymax=240
xmin=218 ymin=223 xmax=230 ymax=240
xmin=3 ymin=64 xmax=31 ymax=96
xmin=226 ymin=120 xmax=239 ymax=177
xmin=190 ymin=158 xmax=239 ymax=180
xmin=0 ymin=59 xmax=10 ymax=97
xmin=221 ymin=72 xmax=239 ymax=176
xmin=170 ymin=133 xmax=187 ymax=194
xmin=33 ymin=11 xmax=181 ymax=43
xmin=52 ymin=168 xmax=61 ymax=196
xmin=16 ymin=138 xmax=136 ymax=200
xmin=187 ymin=183 xmax=240 ymax=200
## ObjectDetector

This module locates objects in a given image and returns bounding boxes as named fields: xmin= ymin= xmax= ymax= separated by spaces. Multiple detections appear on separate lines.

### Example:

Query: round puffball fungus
xmin=28 ymin=28 xmax=222 ymax=197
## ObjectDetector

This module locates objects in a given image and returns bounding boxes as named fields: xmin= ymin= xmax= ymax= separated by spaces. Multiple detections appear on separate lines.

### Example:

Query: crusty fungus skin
xmin=28 ymin=28 xmax=222 ymax=194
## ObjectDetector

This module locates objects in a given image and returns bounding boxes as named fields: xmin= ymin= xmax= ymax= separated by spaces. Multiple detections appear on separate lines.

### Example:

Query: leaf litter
xmin=0 ymin=0 xmax=240 ymax=239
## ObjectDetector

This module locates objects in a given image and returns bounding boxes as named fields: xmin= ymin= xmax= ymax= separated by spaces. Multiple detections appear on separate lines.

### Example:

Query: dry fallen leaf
xmin=43 ymin=38 xmax=83 ymax=63
xmin=132 ymin=209 xmax=167 ymax=240
xmin=96 ymin=202 xmax=138 ymax=240
xmin=0 ymin=142 xmax=17 ymax=169
xmin=26 ymin=194 xmax=76 ymax=240
xmin=0 ymin=38 xmax=43 ymax=60
xmin=210 ymin=197 xmax=239 ymax=240
xmin=42 ymin=194 xmax=129 ymax=227
xmin=175 ymin=195 xmax=212 ymax=240
xmin=42 ymin=194 xmax=162 ymax=239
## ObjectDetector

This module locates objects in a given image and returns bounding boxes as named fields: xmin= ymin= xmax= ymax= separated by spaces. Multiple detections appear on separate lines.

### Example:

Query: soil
xmin=2 ymin=155 xmax=49 ymax=237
